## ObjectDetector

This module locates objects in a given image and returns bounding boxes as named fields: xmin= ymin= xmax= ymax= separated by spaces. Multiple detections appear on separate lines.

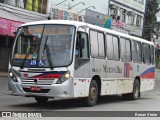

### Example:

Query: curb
xmin=0 ymin=73 xmax=8 ymax=77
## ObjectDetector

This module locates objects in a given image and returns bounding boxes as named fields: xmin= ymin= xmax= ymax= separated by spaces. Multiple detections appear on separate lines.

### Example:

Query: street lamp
xmin=55 ymin=0 xmax=67 ymax=6
xmin=78 ymin=6 xmax=95 ymax=13
xmin=68 ymin=2 xmax=85 ymax=10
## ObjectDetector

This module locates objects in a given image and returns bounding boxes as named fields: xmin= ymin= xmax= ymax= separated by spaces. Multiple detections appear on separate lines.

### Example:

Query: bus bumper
xmin=8 ymin=77 xmax=74 ymax=99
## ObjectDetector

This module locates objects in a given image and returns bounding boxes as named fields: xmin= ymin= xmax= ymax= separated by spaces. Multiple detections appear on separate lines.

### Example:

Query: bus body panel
xmin=73 ymin=62 xmax=91 ymax=98
xmin=132 ymin=62 xmax=155 ymax=92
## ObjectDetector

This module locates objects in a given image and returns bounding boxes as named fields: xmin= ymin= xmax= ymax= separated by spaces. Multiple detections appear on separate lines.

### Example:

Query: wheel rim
xmin=90 ymin=86 xmax=97 ymax=101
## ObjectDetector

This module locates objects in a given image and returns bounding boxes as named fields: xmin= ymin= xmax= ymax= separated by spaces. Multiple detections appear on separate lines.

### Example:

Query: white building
xmin=108 ymin=0 xmax=146 ymax=36
xmin=47 ymin=0 xmax=109 ymax=15
xmin=47 ymin=0 xmax=111 ymax=28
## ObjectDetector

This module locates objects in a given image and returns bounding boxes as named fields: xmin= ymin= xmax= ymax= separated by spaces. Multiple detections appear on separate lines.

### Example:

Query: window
xmin=120 ymin=9 xmax=126 ymax=22
xmin=90 ymin=31 xmax=98 ymax=57
xmin=90 ymin=30 xmax=105 ymax=58
xmin=132 ymin=41 xmax=142 ymax=62
xmin=127 ymin=14 xmax=135 ymax=25
xmin=106 ymin=35 xmax=113 ymax=59
xmin=75 ymin=32 xmax=89 ymax=68
xmin=136 ymin=15 xmax=142 ymax=27
xmin=120 ymin=38 xmax=131 ymax=61
xmin=151 ymin=45 xmax=154 ymax=64
xmin=126 ymin=40 xmax=131 ymax=60
xmin=142 ymin=44 xmax=151 ymax=64
xmin=98 ymin=33 xmax=105 ymax=57
xmin=106 ymin=34 xmax=119 ymax=60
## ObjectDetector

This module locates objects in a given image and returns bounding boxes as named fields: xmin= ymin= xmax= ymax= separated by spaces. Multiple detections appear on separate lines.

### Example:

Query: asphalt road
xmin=0 ymin=76 xmax=160 ymax=113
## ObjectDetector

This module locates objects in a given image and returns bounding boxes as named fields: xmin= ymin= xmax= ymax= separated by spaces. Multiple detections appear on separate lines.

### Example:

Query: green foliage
xmin=143 ymin=0 xmax=160 ymax=41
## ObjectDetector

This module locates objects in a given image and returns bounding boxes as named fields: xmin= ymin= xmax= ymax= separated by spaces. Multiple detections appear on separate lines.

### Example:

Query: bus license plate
xmin=30 ymin=86 xmax=41 ymax=92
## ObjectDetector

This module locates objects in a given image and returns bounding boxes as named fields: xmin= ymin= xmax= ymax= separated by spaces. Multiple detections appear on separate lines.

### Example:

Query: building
xmin=47 ymin=0 xmax=111 ymax=28
xmin=0 ymin=0 xmax=48 ymax=71
xmin=108 ymin=0 xmax=146 ymax=36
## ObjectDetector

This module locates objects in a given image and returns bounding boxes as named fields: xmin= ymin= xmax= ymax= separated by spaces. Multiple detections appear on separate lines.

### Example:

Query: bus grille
xmin=20 ymin=78 xmax=54 ymax=85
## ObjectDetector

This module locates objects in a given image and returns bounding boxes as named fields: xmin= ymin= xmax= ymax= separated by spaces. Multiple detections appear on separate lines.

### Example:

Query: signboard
xmin=52 ymin=8 xmax=78 ymax=21
xmin=112 ymin=19 xmax=126 ymax=28
xmin=0 ymin=18 xmax=24 ymax=37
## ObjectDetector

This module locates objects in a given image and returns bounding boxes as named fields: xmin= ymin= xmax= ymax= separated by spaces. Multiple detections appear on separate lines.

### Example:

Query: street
xmin=0 ymin=76 xmax=160 ymax=112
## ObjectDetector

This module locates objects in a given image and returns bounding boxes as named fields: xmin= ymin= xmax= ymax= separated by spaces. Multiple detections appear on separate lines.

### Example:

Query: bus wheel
xmin=85 ymin=80 xmax=98 ymax=106
xmin=122 ymin=80 xmax=140 ymax=100
xmin=35 ymin=97 xmax=48 ymax=103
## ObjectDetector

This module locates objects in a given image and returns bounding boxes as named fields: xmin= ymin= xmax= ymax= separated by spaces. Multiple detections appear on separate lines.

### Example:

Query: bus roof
xmin=21 ymin=20 xmax=153 ymax=45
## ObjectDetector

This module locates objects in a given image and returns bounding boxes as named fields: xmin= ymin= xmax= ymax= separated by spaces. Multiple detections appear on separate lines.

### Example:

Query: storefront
xmin=0 ymin=18 xmax=24 ymax=71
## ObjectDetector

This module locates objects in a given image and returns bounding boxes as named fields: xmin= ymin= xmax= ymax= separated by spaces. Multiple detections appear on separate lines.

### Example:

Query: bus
xmin=8 ymin=20 xmax=155 ymax=106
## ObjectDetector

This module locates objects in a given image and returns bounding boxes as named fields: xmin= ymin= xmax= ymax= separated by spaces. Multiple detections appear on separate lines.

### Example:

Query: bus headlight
xmin=9 ymin=71 xmax=18 ymax=82
xmin=56 ymin=71 xmax=70 ymax=84
xmin=9 ymin=72 xmax=13 ymax=77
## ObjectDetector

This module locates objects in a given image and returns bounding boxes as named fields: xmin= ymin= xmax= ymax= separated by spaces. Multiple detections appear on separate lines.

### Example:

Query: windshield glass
xmin=11 ymin=24 xmax=75 ymax=68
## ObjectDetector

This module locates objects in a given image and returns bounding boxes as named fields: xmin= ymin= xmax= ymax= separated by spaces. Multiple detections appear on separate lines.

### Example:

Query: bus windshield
xmin=11 ymin=24 xmax=75 ymax=68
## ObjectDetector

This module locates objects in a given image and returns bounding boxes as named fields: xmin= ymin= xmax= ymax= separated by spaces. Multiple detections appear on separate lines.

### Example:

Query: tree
xmin=143 ymin=0 xmax=160 ymax=41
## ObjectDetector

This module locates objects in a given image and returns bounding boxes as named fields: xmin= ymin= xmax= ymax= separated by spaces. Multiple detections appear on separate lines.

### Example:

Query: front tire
xmin=35 ymin=97 xmax=49 ymax=103
xmin=85 ymin=80 xmax=98 ymax=106
xmin=122 ymin=80 xmax=140 ymax=100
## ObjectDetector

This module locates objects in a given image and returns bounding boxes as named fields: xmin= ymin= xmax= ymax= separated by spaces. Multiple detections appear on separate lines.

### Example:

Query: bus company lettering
xmin=103 ymin=65 xmax=122 ymax=73
xmin=92 ymin=65 xmax=122 ymax=73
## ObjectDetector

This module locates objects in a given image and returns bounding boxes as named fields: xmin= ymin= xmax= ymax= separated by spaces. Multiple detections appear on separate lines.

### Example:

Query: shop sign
xmin=52 ymin=8 xmax=78 ymax=21
xmin=112 ymin=19 xmax=125 ymax=28
xmin=0 ymin=18 xmax=24 ymax=37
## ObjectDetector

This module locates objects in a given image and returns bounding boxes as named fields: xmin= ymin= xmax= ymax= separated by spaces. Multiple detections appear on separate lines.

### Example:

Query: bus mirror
xmin=13 ymin=32 xmax=17 ymax=35
xmin=20 ymin=32 xmax=34 ymax=39
xmin=79 ymin=38 xmax=85 ymax=49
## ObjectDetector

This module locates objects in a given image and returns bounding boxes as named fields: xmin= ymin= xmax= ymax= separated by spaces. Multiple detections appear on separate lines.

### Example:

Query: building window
xmin=120 ymin=9 xmax=126 ymax=22
xmin=127 ymin=13 xmax=135 ymax=25
xmin=136 ymin=15 xmax=142 ymax=27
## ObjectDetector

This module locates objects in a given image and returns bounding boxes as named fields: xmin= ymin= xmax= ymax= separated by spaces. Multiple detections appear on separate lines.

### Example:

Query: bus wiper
xmin=20 ymin=47 xmax=32 ymax=69
xmin=45 ymin=44 xmax=54 ymax=70
xmin=43 ymin=36 xmax=48 ymax=54
xmin=42 ymin=36 xmax=54 ymax=70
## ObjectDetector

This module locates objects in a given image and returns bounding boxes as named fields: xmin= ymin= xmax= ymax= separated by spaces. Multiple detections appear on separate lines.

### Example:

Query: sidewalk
xmin=0 ymin=71 xmax=8 ymax=77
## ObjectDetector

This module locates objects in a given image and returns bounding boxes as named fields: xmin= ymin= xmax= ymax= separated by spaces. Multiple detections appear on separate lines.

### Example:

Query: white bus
xmin=8 ymin=20 xmax=155 ymax=106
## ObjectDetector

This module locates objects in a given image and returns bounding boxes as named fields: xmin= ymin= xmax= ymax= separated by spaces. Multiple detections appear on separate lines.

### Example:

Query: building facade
xmin=47 ymin=0 xmax=111 ymax=28
xmin=108 ymin=0 xmax=146 ymax=36
xmin=0 ymin=0 xmax=48 ymax=71
xmin=0 ymin=0 xmax=147 ymax=71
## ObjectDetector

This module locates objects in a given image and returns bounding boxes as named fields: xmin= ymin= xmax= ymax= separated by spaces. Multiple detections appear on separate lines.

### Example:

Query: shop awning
xmin=0 ymin=18 xmax=24 ymax=37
